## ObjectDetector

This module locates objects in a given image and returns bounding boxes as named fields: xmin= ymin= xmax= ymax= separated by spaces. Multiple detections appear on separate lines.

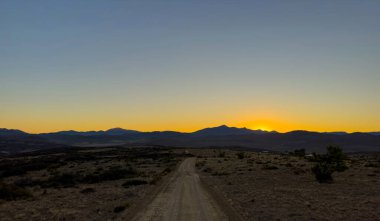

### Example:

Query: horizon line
xmin=2 ymin=125 xmax=380 ymax=135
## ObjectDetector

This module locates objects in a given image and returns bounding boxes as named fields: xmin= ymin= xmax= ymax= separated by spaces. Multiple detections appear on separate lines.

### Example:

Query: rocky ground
xmin=0 ymin=147 xmax=186 ymax=221
xmin=193 ymin=149 xmax=380 ymax=221
xmin=1 ymin=147 xmax=379 ymax=221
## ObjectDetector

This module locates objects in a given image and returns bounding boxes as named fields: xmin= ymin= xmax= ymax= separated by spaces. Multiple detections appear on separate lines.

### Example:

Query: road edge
xmin=120 ymin=159 xmax=183 ymax=221
xmin=199 ymin=170 xmax=245 ymax=221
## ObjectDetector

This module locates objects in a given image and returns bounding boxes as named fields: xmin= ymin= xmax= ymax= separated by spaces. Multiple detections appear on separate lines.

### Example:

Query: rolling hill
xmin=1 ymin=126 xmax=380 ymax=154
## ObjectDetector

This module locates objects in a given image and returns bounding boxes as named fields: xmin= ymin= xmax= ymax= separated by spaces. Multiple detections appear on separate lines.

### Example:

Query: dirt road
xmin=131 ymin=158 xmax=230 ymax=221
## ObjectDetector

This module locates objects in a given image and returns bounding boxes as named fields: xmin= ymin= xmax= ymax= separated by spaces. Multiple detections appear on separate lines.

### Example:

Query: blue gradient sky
xmin=1 ymin=0 xmax=379 ymax=133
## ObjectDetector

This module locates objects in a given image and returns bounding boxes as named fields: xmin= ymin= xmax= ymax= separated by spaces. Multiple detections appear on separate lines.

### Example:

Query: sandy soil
xmin=193 ymin=149 xmax=380 ymax=221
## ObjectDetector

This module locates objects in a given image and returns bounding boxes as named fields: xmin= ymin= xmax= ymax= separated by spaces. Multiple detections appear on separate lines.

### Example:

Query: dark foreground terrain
xmin=0 ymin=147 xmax=187 ymax=221
xmin=0 ymin=146 xmax=379 ymax=221
xmin=193 ymin=149 xmax=380 ymax=220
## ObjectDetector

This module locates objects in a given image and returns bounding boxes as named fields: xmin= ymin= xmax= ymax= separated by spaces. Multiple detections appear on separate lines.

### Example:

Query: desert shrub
xmin=18 ymin=172 xmax=83 ymax=188
xmin=291 ymin=149 xmax=306 ymax=157
xmin=0 ymin=157 xmax=62 ymax=178
xmin=13 ymin=178 xmax=42 ymax=187
xmin=63 ymin=152 xmax=97 ymax=162
xmin=236 ymin=152 xmax=245 ymax=159
xmin=293 ymin=168 xmax=305 ymax=175
xmin=162 ymin=167 xmax=171 ymax=174
xmin=312 ymin=162 xmax=333 ymax=183
xmin=149 ymin=175 xmax=161 ymax=185
xmin=285 ymin=163 xmax=293 ymax=167
xmin=122 ymin=179 xmax=148 ymax=187
xmin=211 ymin=171 xmax=229 ymax=176
xmin=364 ymin=162 xmax=380 ymax=168
xmin=113 ymin=203 xmax=130 ymax=213
xmin=2 ymin=151 xmax=82 ymax=177
xmin=149 ymin=165 xmax=174 ymax=185
xmin=325 ymin=146 xmax=348 ymax=172
xmin=311 ymin=146 xmax=347 ymax=183
xmin=80 ymin=187 xmax=95 ymax=194
xmin=160 ymin=156 xmax=175 ymax=164
xmin=44 ymin=173 xmax=77 ymax=188
xmin=203 ymin=167 xmax=212 ymax=173
xmin=218 ymin=152 xmax=226 ymax=158
xmin=196 ymin=161 xmax=206 ymax=168
xmin=0 ymin=167 xmax=26 ymax=178
xmin=0 ymin=182 xmax=32 ymax=200
xmin=83 ymin=167 xmax=138 ymax=183
xmin=262 ymin=165 xmax=278 ymax=170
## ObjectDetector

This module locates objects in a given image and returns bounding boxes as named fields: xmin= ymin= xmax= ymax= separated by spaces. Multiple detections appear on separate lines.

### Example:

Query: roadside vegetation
xmin=311 ymin=146 xmax=348 ymax=183
xmin=0 ymin=147 xmax=186 ymax=221
xmin=193 ymin=148 xmax=379 ymax=221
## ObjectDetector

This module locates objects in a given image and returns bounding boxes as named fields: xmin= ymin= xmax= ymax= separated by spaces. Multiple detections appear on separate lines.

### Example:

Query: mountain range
xmin=1 ymin=126 xmax=380 ymax=154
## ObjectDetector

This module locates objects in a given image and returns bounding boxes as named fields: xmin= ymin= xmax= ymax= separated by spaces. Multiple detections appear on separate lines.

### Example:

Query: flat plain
xmin=0 ymin=147 xmax=186 ymax=221
xmin=0 ymin=147 xmax=379 ymax=221
xmin=193 ymin=149 xmax=380 ymax=221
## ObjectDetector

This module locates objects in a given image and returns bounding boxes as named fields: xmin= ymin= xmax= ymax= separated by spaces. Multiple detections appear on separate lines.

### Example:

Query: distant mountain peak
xmin=0 ymin=128 xmax=27 ymax=136
xmin=106 ymin=127 xmax=124 ymax=131
xmin=104 ymin=128 xmax=139 ymax=135
xmin=193 ymin=125 xmax=267 ymax=136
xmin=218 ymin=125 xmax=229 ymax=128
xmin=38 ymin=128 xmax=140 ymax=136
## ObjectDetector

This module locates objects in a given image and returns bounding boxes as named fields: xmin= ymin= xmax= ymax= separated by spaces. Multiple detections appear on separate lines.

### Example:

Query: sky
xmin=1 ymin=0 xmax=379 ymax=133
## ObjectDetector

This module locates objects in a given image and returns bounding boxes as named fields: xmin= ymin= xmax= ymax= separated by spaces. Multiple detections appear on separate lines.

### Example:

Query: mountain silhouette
xmin=0 ymin=128 xmax=27 ymax=136
xmin=40 ymin=128 xmax=139 ymax=136
xmin=192 ymin=125 xmax=271 ymax=136
xmin=104 ymin=128 xmax=139 ymax=135
xmin=1 ymin=125 xmax=380 ymax=154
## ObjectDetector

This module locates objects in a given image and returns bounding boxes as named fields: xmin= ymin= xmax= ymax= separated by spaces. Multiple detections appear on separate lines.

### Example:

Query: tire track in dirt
xmin=130 ymin=158 xmax=235 ymax=221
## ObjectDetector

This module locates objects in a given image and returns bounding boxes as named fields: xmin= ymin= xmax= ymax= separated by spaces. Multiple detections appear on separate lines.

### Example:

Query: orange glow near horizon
xmin=2 ymin=81 xmax=379 ymax=134
xmin=2 ymin=116 xmax=379 ymax=134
